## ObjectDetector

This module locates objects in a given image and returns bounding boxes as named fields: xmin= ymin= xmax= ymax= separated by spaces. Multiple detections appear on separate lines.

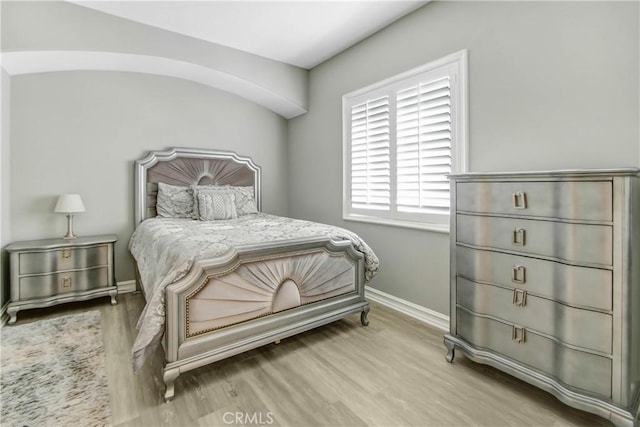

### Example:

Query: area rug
xmin=1 ymin=310 xmax=111 ymax=426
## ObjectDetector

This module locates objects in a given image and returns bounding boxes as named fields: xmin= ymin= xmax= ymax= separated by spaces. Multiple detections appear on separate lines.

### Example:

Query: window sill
xmin=343 ymin=214 xmax=450 ymax=234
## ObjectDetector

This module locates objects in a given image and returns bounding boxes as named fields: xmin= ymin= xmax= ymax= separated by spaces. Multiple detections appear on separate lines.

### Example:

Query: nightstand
xmin=6 ymin=234 xmax=118 ymax=324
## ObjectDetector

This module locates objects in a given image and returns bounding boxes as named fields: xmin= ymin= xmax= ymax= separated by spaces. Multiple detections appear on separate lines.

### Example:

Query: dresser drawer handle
xmin=61 ymin=277 xmax=72 ymax=289
xmin=512 ymin=326 xmax=526 ymax=344
xmin=512 ymin=192 xmax=527 ymax=209
xmin=511 ymin=265 xmax=526 ymax=284
xmin=512 ymin=289 xmax=527 ymax=307
xmin=512 ymin=228 xmax=526 ymax=246
xmin=62 ymin=248 xmax=72 ymax=259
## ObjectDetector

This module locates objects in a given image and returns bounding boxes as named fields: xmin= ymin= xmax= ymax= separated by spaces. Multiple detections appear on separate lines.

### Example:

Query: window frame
xmin=342 ymin=49 xmax=468 ymax=233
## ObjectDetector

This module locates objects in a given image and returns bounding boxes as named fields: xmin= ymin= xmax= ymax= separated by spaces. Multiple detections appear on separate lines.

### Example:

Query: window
xmin=343 ymin=50 xmax=467 ymax=232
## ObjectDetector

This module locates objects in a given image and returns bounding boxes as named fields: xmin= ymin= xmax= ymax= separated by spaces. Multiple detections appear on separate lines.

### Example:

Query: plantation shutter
xmin=343 ymin=50 xmax=465 ymax=229
xmin=395 ymin=77 xmax=451 ymax=215
xmin=350 ymin=96 xmax=391 ymax=211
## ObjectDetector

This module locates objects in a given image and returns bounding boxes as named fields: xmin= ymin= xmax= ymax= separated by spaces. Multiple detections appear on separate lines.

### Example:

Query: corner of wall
xmin=1 ymin=67 xmax=12 ymax=311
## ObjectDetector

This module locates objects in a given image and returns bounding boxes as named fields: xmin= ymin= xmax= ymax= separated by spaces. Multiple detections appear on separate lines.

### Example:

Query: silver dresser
xmin=6 ymin=234 xmax=118 ymax=324
xmin=444 ymin=169 xmax=640 ymax=426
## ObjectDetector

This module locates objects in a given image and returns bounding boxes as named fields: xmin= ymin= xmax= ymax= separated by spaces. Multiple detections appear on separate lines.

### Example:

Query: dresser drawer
xmin=457 ymin=214 xmax=612 ymax=266
xmin=456 ymin=181 xmax=612 ymax=221
xmin=18 ymin=267 xmax=109 ymax=299
xmin=456 ymin=246 xmax=612 ymax=311
xmin=457 ymin=278 xmax=612 ymax=353
xmin=457 ymin=308 xmax=612 ymax=398
xmin=19 ymin=245 xmax=109 ymax=275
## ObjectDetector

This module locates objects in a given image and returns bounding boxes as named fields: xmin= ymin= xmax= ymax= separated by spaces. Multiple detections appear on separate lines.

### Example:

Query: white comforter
xmin=129 ymin=213 xmax=379 ymax=370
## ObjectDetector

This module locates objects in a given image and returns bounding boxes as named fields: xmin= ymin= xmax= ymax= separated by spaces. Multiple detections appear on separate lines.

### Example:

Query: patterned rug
xmin=1 ymin=310 xmax=111 ymax=426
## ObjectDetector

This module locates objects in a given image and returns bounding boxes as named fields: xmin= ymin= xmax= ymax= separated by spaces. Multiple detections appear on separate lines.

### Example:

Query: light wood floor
xmin=12 ymin=293 xmax=613 ymax=427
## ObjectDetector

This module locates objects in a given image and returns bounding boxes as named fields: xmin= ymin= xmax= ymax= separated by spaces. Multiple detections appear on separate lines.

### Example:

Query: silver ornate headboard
xmin=134 ymin=147 xmax=262 ymax=225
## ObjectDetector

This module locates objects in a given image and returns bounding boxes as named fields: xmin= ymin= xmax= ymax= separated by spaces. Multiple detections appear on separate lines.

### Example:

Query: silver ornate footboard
xmin=161 ymin=236 xmax=369 ymax=401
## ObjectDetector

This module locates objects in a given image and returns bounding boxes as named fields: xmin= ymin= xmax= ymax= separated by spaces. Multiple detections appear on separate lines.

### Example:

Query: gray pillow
xmin=156 ymin=182 xmax=195 ymax=218
xmin=228 ymin=186 xmax=258 ymax=216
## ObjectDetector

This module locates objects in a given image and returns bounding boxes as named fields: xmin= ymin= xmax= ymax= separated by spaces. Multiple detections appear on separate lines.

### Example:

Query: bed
xmin=129 ymin=147 xmax=378 ymax=401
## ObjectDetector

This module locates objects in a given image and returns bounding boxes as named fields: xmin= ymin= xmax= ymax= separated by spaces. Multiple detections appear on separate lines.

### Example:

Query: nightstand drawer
xmin=18 ymin=267 xmax=109 ymax=299
xmin=457 ymin=278 xmax=612 ymax=353
xmin=19 ymin=245 xmax=108 ymax=275
xmin=456 ymin=180 xmax=612 ymax=221
xmin=457 ymin=214 xmax=613 ymax=266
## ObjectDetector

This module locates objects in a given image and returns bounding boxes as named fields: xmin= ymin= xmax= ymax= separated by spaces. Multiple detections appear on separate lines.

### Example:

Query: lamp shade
xmin=54 ymin=194 xmax=86 ymax=213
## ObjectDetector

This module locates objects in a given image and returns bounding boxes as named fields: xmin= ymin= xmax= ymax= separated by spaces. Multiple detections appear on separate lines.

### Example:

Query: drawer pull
xmin=511 ymin=265 xmax=526 ymax=284
xmin=512 ymin=325 xmax=526 ymax=344
xmin=512 ymin=192 xmax=527 ymax=209
xmin=62 ymin=248 xmax=72 ymax=259
xmin=61 ymin=277 xmax=72 ymax=289
xmin=512 ymin=289 xmax=527 ymax=307
xmin=512 ymin=228 xmax=526 ymax=246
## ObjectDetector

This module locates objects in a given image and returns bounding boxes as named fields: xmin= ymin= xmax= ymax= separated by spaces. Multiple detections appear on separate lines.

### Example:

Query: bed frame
xmin=134 ymin=147 xmax=370 ymax=401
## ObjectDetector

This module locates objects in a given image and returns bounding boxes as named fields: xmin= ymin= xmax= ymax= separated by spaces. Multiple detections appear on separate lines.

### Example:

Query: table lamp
xmin=54 ymin=194 xmax=86 ymax=239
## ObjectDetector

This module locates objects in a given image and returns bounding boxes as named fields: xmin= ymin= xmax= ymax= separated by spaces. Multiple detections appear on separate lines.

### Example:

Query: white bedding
xmin=129 ymin=213 xmax=379 ymax=370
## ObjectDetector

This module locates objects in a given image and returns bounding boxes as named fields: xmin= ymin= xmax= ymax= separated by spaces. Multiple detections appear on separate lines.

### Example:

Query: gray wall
xmin=4 ymin=1 xmax=639 ymax=317
xmin=10 ymin=71 xmax=289 ymax=283
xmin=1 ymin=68 xmax=11 ymax=310
xmin=288 ymin=1 xmax=640 ymax=315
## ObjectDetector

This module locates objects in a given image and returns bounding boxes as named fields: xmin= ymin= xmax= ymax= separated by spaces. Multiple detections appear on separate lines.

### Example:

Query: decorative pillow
xmin=191 ymin=185 xmax=258 ymax=217
xmin=227 ymin=186 xmax=258 ymax=216
xmin=191 ymin=185 xmax=224 ymax=218
xmin=156 ymin=182 xmax=195 ymax=218
xmin=196 ymin=191 xmax=238 ymax=220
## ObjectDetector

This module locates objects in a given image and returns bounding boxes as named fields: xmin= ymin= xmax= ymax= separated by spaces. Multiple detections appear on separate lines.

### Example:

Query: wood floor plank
xmin=101 ymin=298 xmax=143 ymax=425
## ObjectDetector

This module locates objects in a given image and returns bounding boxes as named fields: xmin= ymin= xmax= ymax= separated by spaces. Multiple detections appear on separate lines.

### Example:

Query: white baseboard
xmin=365 ymin=286 xmax=449 ymax=332
xmin=117 ymin=280 xmax=137 ymax=294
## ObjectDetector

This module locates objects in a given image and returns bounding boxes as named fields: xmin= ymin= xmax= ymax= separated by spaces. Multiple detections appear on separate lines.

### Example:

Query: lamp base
xmin=63 ymin=214 xmax=78 ymax=240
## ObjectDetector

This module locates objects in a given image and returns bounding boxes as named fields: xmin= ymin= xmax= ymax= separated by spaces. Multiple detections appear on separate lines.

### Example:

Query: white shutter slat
xmin=397 ymin=112 xmax=450 ymax=128
xmin=413 ymin=138 xmax=450 ymax=150
xmin=419 ymin=77 xmax=450 ymax=93
xmin=398 ymin=206 xmax=450 ymax=215
xmin=368 ymin=97 xmax=389 ymax=108
xmin=419 ymin=149 xmax=450 ymax=158
xmin=416 ymin=130 xmax=451 ymax=144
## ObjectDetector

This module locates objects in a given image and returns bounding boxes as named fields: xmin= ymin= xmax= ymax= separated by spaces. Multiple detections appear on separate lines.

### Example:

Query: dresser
xmin=6 ymin=235 xmax=118 ymax=324
xmin=444 ymin=169 xmax=640 ymax=426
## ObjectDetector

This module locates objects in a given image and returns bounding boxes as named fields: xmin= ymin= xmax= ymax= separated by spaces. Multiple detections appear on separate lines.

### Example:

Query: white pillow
xmin=192 ymin=185 xmax=257 ymax=216
xmin=196 ymin=191 xmax=238 ymax=220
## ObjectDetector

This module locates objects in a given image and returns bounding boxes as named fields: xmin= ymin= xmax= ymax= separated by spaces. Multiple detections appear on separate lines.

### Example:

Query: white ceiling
xmin=72 ymin=1 xmax=428 ymax=69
